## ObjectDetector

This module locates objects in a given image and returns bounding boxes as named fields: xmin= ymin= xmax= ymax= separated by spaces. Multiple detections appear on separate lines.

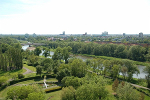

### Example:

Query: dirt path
xmin=23 ymin=67 xmax=36 ymax=75
xmin=130 ymin=83 xmax=150 ymax=90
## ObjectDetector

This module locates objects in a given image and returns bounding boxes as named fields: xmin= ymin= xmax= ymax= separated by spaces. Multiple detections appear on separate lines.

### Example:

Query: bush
xmin=18 ymin=74 xmax=25 ymax=79
xmin=45 ymin=86 xmax=62 ymax=93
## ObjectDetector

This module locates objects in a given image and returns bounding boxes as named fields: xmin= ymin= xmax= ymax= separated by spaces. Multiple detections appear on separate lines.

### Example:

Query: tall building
xmin=25 ymin=33 xmax=29 ymax=38
xmin=139 ymin=32 xmax=143 ymax=37
xmin=102 ymin=31 xmax=108 ymax=36
xmin=33 ymin=33 xmax=36 ymax=37
xmin=123 ymin=33 xmax=126 ymax=37
xmin=60 ymin=31 xmax=65 ymax=35
xmin=63 ymin=31 xmax=65 ymax=35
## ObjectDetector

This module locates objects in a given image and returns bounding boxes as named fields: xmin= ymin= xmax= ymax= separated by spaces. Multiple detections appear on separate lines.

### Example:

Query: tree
xmin=34 ymin=47 xmax=41 ymax=56
xmin=120 ymin=66 xmax=128 ymax=80
xmin=61 ymin=86 xmax=76 ymax=100
xmin=52 ymin=47 xmax=63 ymax=62
xmin=7 ymin=85 xmax=44 ymax=100
xmin=43 ymin=48 xmax=50 ymax=57
xmin=0 ymin=76 xmax=8 ymax=86
xmin=116 ymin=83 xmax=140 ymax=100
xmin=69 ymin=59 xmax=87 ymax=78
xmin=36 ymin=65 xmax=42 ymax=76
xmin=76 ymin=83 xmax=108 ymax=100
xmin=143 ymin=65 xmax=150 ymax=88
xmin=112 ymin=78 xmax=119 ymax=92
xmin=61 ymin=76 xmax=81 ymax=89
xmin=112 ymin=64 xmax=120 ymax=78
xmin=62 ymin=46 xmax=72 ymax=64
xmin=56 ymin=68 xmax=71 ymax=82
xmin=27 ymin=92 xmax=45 ymax=100
xmin=122 ymin=60 xmax=139 ymax=81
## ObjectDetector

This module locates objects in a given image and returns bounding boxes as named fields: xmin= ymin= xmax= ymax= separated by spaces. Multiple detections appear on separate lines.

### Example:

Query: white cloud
xmin=0 ymin=0 xmax=150 ymax=34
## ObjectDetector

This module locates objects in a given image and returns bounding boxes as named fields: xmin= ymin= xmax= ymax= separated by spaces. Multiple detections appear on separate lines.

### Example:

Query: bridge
xmin=21 ymin=43 xmax=47 ymax=46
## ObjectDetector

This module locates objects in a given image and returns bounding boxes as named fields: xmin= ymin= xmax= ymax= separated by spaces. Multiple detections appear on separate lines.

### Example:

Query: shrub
xmin=45 ymin=86 xmax=62 ymax=93
xmin=112 ymin=78 xmax=119 ymax=92
xmin=61 ymin=86 xmax=76 ymax=100
xmin=18 ymin=73 xmax=25 ymax=79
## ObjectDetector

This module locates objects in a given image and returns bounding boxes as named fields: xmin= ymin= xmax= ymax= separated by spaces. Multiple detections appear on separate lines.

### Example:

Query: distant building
xmin=139 ymin=32 xmax=143 ymax=37
xmin=33 ymin=33 xmax=36 ymax=37
xmin=83 ymin=32 xmax=87 ymax=36
xmin=102 ymin=31 xmax=108 ymax=36
xmin=60 ymin=31 xmax=65 ymax=35
xmin=123 ymin=33 xmax=126 ymax=37
xmin=63 ymin=31 xmax=65 ymax=35
xmin=25 ymin=33 xmax=29 ymax=38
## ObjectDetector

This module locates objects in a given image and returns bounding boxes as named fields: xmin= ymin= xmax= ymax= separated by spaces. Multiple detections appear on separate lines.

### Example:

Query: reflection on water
xmin=22 ymin=45 xmax=147 ymax=79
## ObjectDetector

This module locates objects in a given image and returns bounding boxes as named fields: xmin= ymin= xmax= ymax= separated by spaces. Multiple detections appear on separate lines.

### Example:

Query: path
xmin=23 ymin=67 xmax=36 ymax=75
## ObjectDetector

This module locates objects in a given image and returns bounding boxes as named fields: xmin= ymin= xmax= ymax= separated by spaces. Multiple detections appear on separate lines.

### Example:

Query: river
xmin=22 ymin=45 xmax=147 ymax=79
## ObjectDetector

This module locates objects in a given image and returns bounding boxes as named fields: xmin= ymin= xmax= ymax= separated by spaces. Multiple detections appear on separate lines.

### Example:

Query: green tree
xmin=7 ymin=85 xmax=44 ymax=100
xmin=143 ymin=65 xmax=150 ymax=88
xmin=62 ymin=46 xmax=72 ymax=64
xmin=43 ymin=48 xmax=50 ymax=57
xmin=69 ymin=59 xmax=87 ymax=78
xmin=112 ymin=78 xmax=119 ymax=92
xmin=76 ymin=83 xmax=108 ymax=100
xmin=27 ymin=92 xmax=45 ymax=100
xmin=34 ymin=47 xmax=41 ymax=56
xmin=112 ymin=64 xmax=120 ymax=78
xmin=62 ymin=76 xmax=81 ymax=89
xmin=122 ymin=60 xmax=139 ymax=81
xmin=56 ymin=68 xmax=71 ymax=82
xmin=0 ymin=76 xmax=8 ymax=86
xmin=61 ymin=86 xmax=76 ymax=100
xmin=52 ymin=47 xmax=63 ymax=62
xmin=36 ymin=65 xmax=42 ymax=76
xmin=116 ymin=83 xmax=140 ymax=100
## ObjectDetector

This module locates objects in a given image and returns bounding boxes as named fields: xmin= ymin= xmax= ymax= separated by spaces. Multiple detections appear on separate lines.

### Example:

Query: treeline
xmin=47 ymin=41 xmax=150 ymax=62
xmin=0 ymin=37 xmax=23 ymax=71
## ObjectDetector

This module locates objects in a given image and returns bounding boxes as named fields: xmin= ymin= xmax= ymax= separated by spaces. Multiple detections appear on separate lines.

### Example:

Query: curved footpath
xmin=23 ymin=67 xmax=36 ymax=75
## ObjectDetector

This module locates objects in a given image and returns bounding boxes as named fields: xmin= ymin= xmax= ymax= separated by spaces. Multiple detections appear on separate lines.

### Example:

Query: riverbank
xmin=74 ymin=54 xmax=149 ymax=66
xmin=27 ymin=47 xmax=35 ymax=51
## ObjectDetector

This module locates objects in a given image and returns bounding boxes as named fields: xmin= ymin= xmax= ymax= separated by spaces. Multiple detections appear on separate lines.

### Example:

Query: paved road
xmin=23 ymin=67 xmax=36 ymax=75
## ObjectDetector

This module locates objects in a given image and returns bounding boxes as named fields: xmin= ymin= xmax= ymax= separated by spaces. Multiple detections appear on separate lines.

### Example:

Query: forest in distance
xmin=1 ymin=36 xmax=150 ymax=100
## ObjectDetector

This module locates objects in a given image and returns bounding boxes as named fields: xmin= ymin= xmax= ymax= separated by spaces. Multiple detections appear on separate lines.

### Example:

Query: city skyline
xmin=0 ymin=0 xmax=150 ymax=34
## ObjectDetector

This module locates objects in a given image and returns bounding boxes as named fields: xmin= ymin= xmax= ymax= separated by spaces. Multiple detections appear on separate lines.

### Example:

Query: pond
xmin=22 ymin=45 xmax=147 ymax=79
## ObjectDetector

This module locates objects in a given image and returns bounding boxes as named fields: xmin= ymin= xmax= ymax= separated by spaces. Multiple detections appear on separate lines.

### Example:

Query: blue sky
xmin=0 ymin=0 xmax=150 ymax=34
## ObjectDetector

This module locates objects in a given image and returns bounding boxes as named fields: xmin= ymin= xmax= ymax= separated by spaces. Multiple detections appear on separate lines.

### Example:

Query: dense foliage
xmin=47 ymin=41 xmax=148 ymax=62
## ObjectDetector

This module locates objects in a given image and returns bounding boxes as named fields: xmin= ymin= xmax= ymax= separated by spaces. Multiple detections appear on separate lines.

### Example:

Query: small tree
xmin=27 ymin=92 xmax=45 ymax=100
xmin=112 ymin=78 xmax=119 ymax=92
xmin=61 ymin=86 xmax=76 ymax=100
xmin=0 ymin=76 xmax=8 ymax=86
xmin=116 ymin=83 xmax=140 ymax=100
xmin=18 ymin=73 xmax=25 ymax=79
xmin=36 ymin=65 xmax=42 ymax=76
xmin=34 ymin=47 xmax=41 ymax=56
xmin=143 ymin=65 xmax=150 ymax=88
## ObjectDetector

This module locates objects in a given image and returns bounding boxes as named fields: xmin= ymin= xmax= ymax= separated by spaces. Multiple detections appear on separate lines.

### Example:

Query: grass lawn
xmin=25 ymin=73 xmax=36 ymax=78
xmin=23 ymin=64 xmax=36 ymax=72
xmin=45 ymin=90 xmax=61 ymax=100
xmin=0 ymin=68 xmax=26 ymax=81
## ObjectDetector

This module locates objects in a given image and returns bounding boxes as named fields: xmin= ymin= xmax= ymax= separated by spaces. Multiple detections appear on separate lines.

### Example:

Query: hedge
xmin=0 ymin=74 xmax=56 ymax=91
xmin=45 ymin=86 xmax=62 ymax=93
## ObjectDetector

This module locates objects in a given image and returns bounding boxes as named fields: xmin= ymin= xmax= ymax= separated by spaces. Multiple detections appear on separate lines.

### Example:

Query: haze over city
xmin=0 ymin=0 xmax=150 ymax=34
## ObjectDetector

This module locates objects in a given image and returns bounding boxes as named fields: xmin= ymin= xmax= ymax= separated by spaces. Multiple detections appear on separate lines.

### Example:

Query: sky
xmin=0 ymin=0 xmax=150 ymax=35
